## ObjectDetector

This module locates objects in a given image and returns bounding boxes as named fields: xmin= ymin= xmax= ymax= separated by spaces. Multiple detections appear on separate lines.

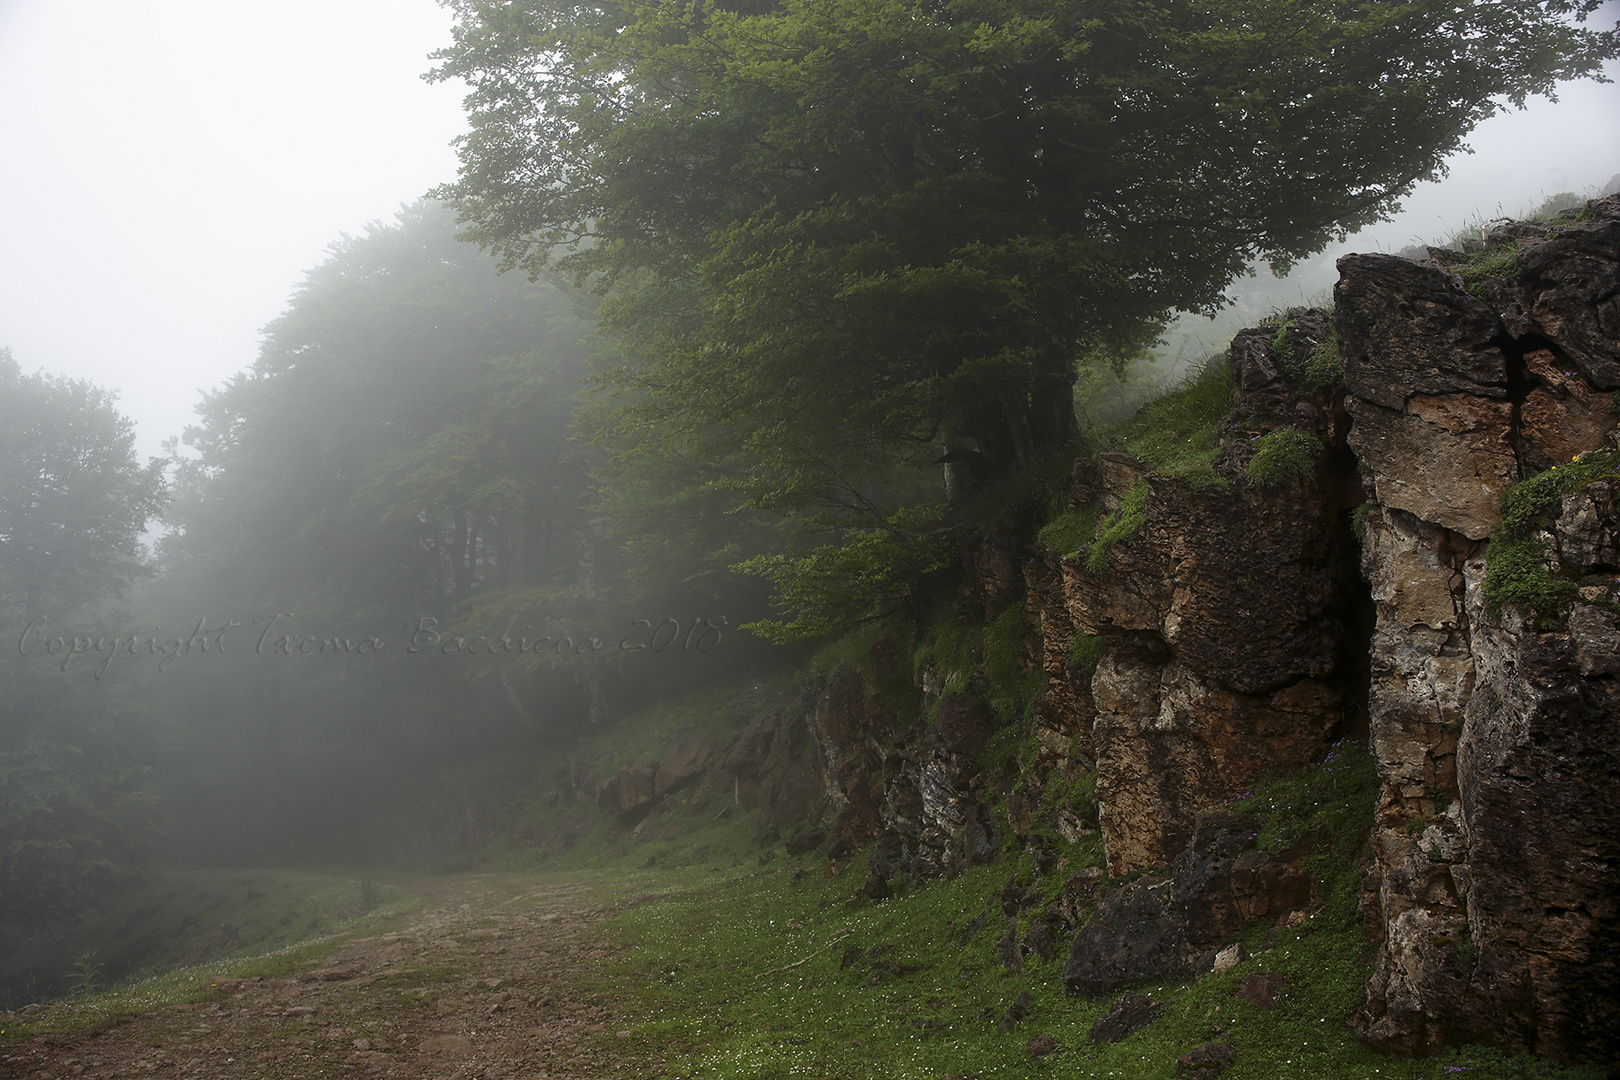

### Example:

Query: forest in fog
xmin=3 ymin=0 xmax=1617 ymax=1041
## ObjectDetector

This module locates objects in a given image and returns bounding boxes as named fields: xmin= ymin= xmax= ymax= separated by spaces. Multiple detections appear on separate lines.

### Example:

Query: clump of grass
xmin=1085 ymin=482 xmax=1147 ymax=574
xmin=1454 ymin=242 xmax=1523 ymax=295
xmin=1247 ymin=429 xmax=1323 ymax=488
xmin=1036 ymin=506 xmax=1096 ymax=557
xmin=1101 ymin=358 xmax=1234 ymax=484
xmin=65 ymin=952 xmax=102 ymax=1001
xmin=1483 ymin=447 xmax=1620 ymax=623
xmin=1065 ymin=633 xmax=1107 ymax=674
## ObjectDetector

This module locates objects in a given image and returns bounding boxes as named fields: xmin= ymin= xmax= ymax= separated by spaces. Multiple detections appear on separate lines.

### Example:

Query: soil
xmin=0 ymin=877 xmax=658 ymax=1080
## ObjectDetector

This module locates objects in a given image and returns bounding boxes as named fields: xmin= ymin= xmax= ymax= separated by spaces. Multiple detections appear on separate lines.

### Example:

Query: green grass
xmin=1099 ymin=358 xmax=1234 ymax=485
xmin=1246 ymin=430 xmax=1322 ymax=489
xmin=1066 ymin=633 xmax=1108 ymax=674
xmin=1086 ymin=482 xmax=1148 ymax=574
xmin=1037 ymin=506 xmax=1098 ymax=557
xmin=1483 ymin=447 xmax=1620 ymax=623
xmin=1454 ymin=243 xmax=1523 ymax=296
xmin=587 ymin=740 xmax=1598 ymax=1080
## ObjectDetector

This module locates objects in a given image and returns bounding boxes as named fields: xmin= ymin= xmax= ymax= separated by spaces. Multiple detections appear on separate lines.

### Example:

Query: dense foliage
xmin=0 ymin=350 xmax=167 ymax=931
xmin=431 ymin=0 xmax=1615 ymax=495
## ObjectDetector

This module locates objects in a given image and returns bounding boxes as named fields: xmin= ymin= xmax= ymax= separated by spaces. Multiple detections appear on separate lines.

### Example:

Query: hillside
xmin=4 ymin=195 xmax=1617 ymax=1080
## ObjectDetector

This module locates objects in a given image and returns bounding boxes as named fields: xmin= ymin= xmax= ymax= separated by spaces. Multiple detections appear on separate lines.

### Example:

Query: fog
xmin=2 ymin=0 xmax=1618 ymax=1012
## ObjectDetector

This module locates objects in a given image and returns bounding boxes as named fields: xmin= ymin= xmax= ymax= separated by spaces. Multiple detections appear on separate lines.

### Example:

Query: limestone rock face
xmin=1481 ymin=193 xmax=1620 ymax=388
xmin=1343 ymin=195 xmax=1620 ymax=1066
xmin=1092 ymin=648 xmax=1339 ymax=874
xmin=806 ymin=665 xmax=895 ymax=858
xmin=1346 ymin=394 xmax=1516 ymax=540
xmin=1063 ymin=332 xmax=1360 ymax=876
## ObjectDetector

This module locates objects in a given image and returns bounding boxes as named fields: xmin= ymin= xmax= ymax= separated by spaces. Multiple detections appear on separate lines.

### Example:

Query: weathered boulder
xmin=1062 ymin=873 xmax=1188 ymax=993
xmin=1333 ymin=253 xmax=1508 ymax=409
xmin=1480 ymin=193 xmax=1620 ymax=388
xmin=653 ymin=728 xmax=714 ymax=798
xmin=1063 ymin=814 xmax=1314 ymax=993
xmin=596 ymin=764 xmax=657 ymax=817
xmin=1177 ymin=1041 xmax=1236 ymax=1076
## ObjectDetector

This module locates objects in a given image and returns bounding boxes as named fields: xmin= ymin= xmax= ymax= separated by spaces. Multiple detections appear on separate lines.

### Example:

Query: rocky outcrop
xmin=1061 ymin=327 xmax=1364 ymax=876
xmin=1340 ymin=197 xmax=1620 ymax=1064
xmin=1062 ymin=813 xmax=1313 ymax=993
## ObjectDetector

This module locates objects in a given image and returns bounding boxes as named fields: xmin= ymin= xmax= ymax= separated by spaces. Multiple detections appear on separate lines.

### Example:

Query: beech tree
xmin=0 ymin=350 xmax=166 ymax=930
xmin=432 ymin=0 xmax=1615 ymax=487
xmin=431 ymin=0 xmax=1615 ymax=636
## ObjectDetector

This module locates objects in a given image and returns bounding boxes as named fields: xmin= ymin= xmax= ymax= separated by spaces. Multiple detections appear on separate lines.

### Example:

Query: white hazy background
xmin=2 ymin=0 xmax=1618 ymax=462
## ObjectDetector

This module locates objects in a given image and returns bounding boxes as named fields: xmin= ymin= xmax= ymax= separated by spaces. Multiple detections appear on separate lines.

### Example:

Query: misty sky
xmin=1 ymin=0 xmax=1618 ymax=463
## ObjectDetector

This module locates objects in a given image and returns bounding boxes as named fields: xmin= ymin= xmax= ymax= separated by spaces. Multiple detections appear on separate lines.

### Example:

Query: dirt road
xmin=0 ymin=877 xmax=659 ymax=1080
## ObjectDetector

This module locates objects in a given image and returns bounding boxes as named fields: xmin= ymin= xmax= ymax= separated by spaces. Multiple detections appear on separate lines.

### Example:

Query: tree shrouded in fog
xmin=431 ymin=0 xmax=1618 ymax=515
xmin=0 ymin=349 xmax=166 ymax=930
xmin=153 ymin=203 xmax=614 ymax=863
xmin=429 ymin=0 xmax=1618 ymax=637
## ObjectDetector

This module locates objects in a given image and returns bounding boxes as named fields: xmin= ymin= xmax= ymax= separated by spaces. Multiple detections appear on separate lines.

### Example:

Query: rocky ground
xmin=0 ymin=878 xmax=657 ymax=1080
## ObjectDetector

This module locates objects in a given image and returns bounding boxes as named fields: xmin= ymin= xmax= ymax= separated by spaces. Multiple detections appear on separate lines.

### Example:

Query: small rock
xmin=997 ymin=991 xmax=1032 ymax=1032
xmin=1090 ymin=993 xmax=1161 ymax=1043
xmin=1025 ymin=1034 xmax=1059 ymax=1057
xmin=285 ymin=1006 xmax=317 ymax=1017
xmin=1212 ymin=944 xmax=1244 ymax=974
xmin=1235 ymin=972 xmax=1287 ymax=1010
xmin=351 ymin=1039 xmax=371 ymax=1051
xmin=1177 ymin=1041 xmax=1236 ymax=1075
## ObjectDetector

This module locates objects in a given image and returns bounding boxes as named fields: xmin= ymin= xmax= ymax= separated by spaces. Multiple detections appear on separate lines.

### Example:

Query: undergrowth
xmin=1099 ymin=357 xmax=1234 ymax=485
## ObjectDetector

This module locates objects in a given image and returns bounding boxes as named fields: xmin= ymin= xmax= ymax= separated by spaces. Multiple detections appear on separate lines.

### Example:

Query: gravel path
xmin=0 ymin=877 xmax=660 ymax=1080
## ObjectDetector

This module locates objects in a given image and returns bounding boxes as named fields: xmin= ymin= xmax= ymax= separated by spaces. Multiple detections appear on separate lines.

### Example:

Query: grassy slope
xmin=590 ymin=740 xmax=1598 ymax=1080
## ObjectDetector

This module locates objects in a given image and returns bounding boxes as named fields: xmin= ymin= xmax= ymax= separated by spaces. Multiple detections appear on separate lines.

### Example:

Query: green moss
xmin=1085 ymin=482 xmax=1147 ymax=574
xmin=1246 ymin=429 xmax=1323 ymax=488
xmin=1484 ymin=447 xmax=1620 ymax=622
xmin=1065 ymin=632 xmax=1108 ymax=674
xmin=1036 ymin=506 xmax=1096 ymax=557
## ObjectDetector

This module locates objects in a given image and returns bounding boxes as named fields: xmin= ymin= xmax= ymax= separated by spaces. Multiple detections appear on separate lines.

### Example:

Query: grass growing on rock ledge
xmin=1098 ymin=357 xmax=1233 ymax=485
xmin=1484 ymin=447 xmax=1620 ymax=624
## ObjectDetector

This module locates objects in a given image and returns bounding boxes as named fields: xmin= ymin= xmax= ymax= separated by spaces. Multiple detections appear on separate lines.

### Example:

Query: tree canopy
xmin=429 ymin=0 xmax=1616 ymax=637
xmin=0 ymin=349 xmax=167 ymax=931
xmin=432 ymin=0 xmax=1618 ymax=501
